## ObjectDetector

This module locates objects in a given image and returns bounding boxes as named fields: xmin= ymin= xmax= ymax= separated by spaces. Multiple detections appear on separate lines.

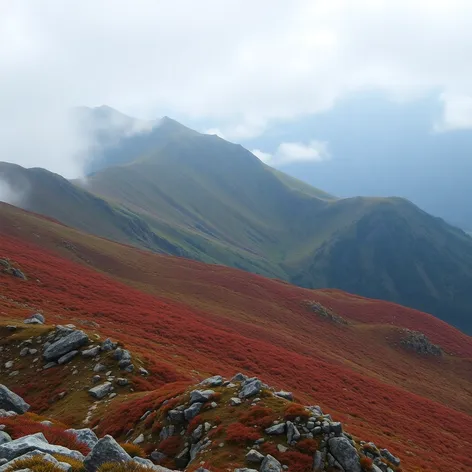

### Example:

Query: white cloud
xmin=436 ymin=93 xmax=472 ymax=131
xmin=253 ymin=141 xmax=330 ymax=166
xmin=2 ymin=1 xmax=472 ymax=176
xmin=205 ymin=128 xmax=227 ymax=140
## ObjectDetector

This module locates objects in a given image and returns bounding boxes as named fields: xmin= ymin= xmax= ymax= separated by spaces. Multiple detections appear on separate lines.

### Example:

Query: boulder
xmin=246 ymin=449 xmax=264 ymax=463
xmin=100 ymin=339 xmax=116 ymax=352
xmin=0 ymin=432 xmax=83 ymax=461
xmin=330 ymin=422 xmax=343 ymax=436
xmin=151 ymin=451 xmax=166 ymax=463
xmin=93 ymin=363 xmax=106 ymax=373
xmin=82 ymin=346 xmax=101 ymax=358
xmin=231 ymin=373 xmax=247 ymax=382
xmin=0 ymin=385 xmax=30 ymax=414
xmin=328 ymin=437 xmax=361 ymax=472
xmin=239 ymin=378 xmax=262 ymax=399
xmin=0 ymin=433 xmax=11 ymax=445
xmin=275 ymin=391 xmax=293 ymax=401
xmin=113 ymin=348 xmax=131 ymax=361
xmin=43 ymin=330 xmax=89 ymax=361
xmin=115 ymin=378 xmax=129 ymax=387
xmin=184 ymin=402 xmax=203 ymax=421
xmin=265 ymin=423 xmax=286 ymax=435
xmin=0 ymin=451 xmax=67 ymax=472
xmin=286 ymin=421 xmax=300 ymax=443
xmin=230 ymin=397 xmax=242 ymax=406
xmin=88 ymin=382 xmax=112 ymax=400
xmin=168 ymin=410 xmax=185 ymax=424
xmin=133 ymin=434 xmax=144 ymax=445
xmin=31 ymin=313 xmax=45 ymax=323
xmin=65 ymin=428 xmax=99 ymax=449
xmin=380 ymin=449 xmax=401 ymax=467
xmin=201 ymin=375 xmax=223 ymax=387
xmin=83 ymin=435 xmax=131 ymax=472
xmin=58 ymin=350 xmax=79 ymax=365
xmin=190 ymin=390 xmax=214 ymax=404
xmin=260 ymin=454 xmax=282 ymax=472
xmin=24 ymin=318 xmax=42 ymax=325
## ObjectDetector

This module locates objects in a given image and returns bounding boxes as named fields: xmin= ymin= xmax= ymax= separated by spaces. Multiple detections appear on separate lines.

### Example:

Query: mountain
xmin=1 ymin=108 xmax=472 ymax=334
xmin=1 ymin=202 xmax=471 ymax=472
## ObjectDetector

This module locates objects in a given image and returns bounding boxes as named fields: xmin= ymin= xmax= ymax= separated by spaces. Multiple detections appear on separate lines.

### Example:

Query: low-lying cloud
xmin=253 ymin=141 xmax=330 ymax=166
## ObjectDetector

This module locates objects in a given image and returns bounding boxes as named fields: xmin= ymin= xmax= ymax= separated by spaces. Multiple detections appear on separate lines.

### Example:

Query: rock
xmin=239 ymin=378 xmax=262 ymax=399
xmin=330 ymin=422 xmax=343 ymax=436
xmin=133 ymin=434 xmax=144 ymax=445
xmin=58 ymin=350 xmax=79 ymax=365
xmin=275 ymin=391 xmax=293 ymax=401
xmin=159 ymin=425 xmax=175 ymax=441
xmin=191 ymin=425 xmax=203 ymax=443
xmin=133 ymin=457 xmax=161 ymax=470
xmin=118 ymin=359 xmax=132 ymax=369
xmin=190 ymin=390 xmax=214 ymax=404
xmin=231 ymin=373 xmax=247 ymax=382
xmin=65 ymin=428 xmax=99 ymax=449
xmin=328 ymin=437 xmax=361 ymax=472
xmin=201 ymin=375 xmax=223 ymax=387
xmin=11 ymin=268 xmax=26 ymax=280
xmin=0 ymin=433 xmax=11 ymax=445
xmin=151 ymin=451 xmax=166 ymax=463
xmin=260 ymin=454 xmax=282 ymax=472
xmin=123 ymin=364 xmax=134 ymax=373
xmin=286 ymin=421 xmax=300 ymax=443
xmin=43 ymin=330 xmax=89 ymax=361
xmin=40 ymin=421 xmax=53 ymax=427
xmin=83 ymin=435 xmax=131 ymax=472
xmin=4 ymin=362 xmax=12 ymax=370
xmin=276 ymin=444 xmax=288 ymax=453
xmin=230 ymin=397 xmax=242 ymax=406
xmin=138 ymin=367 xmax=149 ymax=376
xmin=380 ymin=449 xmax=401 ymax=467
xmin=265 ymin=423 xmax=286 ymax=435
xmin=82 ymin=346 xmax=101 ymax=358
xmin=174 ymin=447 xmax=190 ymax=468
xmin=235 ymin=469 xmax=258 ymax=472
xmin=92 ymin=375 xmax=101 ymax=384
xmin=0 ymin=451 xmax=65 ymax=472
xmin=115 ymin=378 xmax=129 ymax=387
xmin=31 ymin=313 xmax=45 ymax=323
xmin=100 ymin=339 xmax=116 ymax=352
xmin=28 ymin=349 xmax=37 ymax=355
xmin=93 ymin=363 xmax=106 ymax=373
xmin=168 ymin=409 xmax=185 ymax=424
xmin=113 ymin=348 xmax=131 ymax=361
xmin=246 ymin=449 xmax=264 ymax=463
xmin=43 ymin=362 xmax=57 ymax=370
xmin=109 ymin=393 xmax=117 ymax=399
xmin=19 ymin=348 xmax=29 ymax=357
xmin=184 ymin=402 xmax=203 ymax=421
xmin=24 ymin=318 xmax=42 ymax=325
xmin=0 ymin=385 xmax=30 ymax=414
xmin=313 ymin=450 xmax=324 ymax=472
xmin=88 ymin=382 xmax=112 ymax=399
xmin=0 ymin=432 xmax=83 ymax=461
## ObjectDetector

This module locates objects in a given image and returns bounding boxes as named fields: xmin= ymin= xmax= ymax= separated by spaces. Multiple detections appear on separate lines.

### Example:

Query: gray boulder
xmin=0 ymin=433 xmax=11 ymax=445
xmin=239 ymin=378 xmax=262 ymax=399
xmin=82 ymin=346 xmax=101 ymax=358
xmin=231 ymin=373 xmax=247 ymax=382
xmin=190 ymin=390 xmax=214 ymax=404
xmin=275 ymin=391 xmax=293 ymax=401
xmin=328 ymin=437 xmax=361 ymax=472
xmin=380 ymin=449 xmax=401 ymax=467
xmin=43 ymin=330 xmax=89 ymax=361
xmin=0 ymin=451 xmax=67 ymax=472
xmin=286 ymin=421 xmax=300 ymax=443
xmin=235 ymin=469 xmax=258 ymax=472
xmin=191 ymin=425 xmax=203 ymax=443
xmin=184 ymin=402 xmax=203 ymax=421
xmin=168 ymin=409 xmax=185 ymax=424
xmin=0 ymin=432 xmax=83 ymax=461
xmin=260 ymin=455 xmax=282 ymax=472
xmin=201 ymin=375 xmax=223 ymax=387
xmin=24 ymin=318 xmax=42 ymax=325
xmin=83 ymin=435 xmax=131 ymax=472
xmin=265 ymin=423 xmax=286 ymax=435
xmin=246 ymin=449 xmax=264 ymax=463
xmin=65 ymin=428 xmax=99 ymax=449
xmin=0 ymin=385 xmax=30 ymax=414
xmin=100 ymin=339 xmax=116 ymax=352
xmin=151 ymin=450 xmax=166 ymax=463
xmin=116 ymin=378 xmax=129 ymax=387
xmin=31 ymin=313 xmax=45 ymax=323
xmin=58 ymin=350 xmax=79 ymax=365
xmin=88 ymin=382 xmax=112 ymax=399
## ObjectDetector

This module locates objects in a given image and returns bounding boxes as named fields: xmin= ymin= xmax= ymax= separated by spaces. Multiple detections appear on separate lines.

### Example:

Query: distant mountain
xmin=1 ymin=107 xmax=472 ymax=334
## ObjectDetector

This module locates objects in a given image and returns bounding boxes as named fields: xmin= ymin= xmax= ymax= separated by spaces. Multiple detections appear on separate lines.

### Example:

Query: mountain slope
xmin=1 ymin=203 xmax=471 ymax=472
xmin=2 ymin=110 xmax=472 ymax=333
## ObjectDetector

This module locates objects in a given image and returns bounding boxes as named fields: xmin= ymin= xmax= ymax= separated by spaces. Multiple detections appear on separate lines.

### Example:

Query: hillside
xmin=0 ymin=203 xmax=471 ymax=472
xmin=2 ymin=110 xmax=472 ymax=333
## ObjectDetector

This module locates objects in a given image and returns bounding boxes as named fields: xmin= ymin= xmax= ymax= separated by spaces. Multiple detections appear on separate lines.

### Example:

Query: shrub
xmin=280 ymin=451 xmax=313 ymax=472
xmin=5 ymin=456 xmax=64 ymax=472
xmin=360 ymin=456 xmax=373 ymax=471
xmin=143 ymin=411 xmax=157 ymax=428
xmin=225 ymin=422 xmax=260 ymax=444
xmin=158 ymin=436 xmax=182 ymax=456
xmin=283 ymin=403 xmax=310 ymax=421
xmin=120 ymin=443 xmax=146 ymax=458
xmin=52 ymin=454 xmax=85 ymax=472
xmin=187 ymin=415 xmax=204 ymax=434
xmin=239 ymin=406 xmax=276 ymax=429
xmin=151 ymin=421 xmax=162 ymax=434
xmin=296 ymin=438 xmax=319 ymax=454
xmin=97 ymin=462 xmax=152 ymax=472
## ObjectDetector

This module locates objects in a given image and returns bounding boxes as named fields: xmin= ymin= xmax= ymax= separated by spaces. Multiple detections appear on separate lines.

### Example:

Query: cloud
xmin=2 ymin=0 xmax=472 ymax=177
xmin=253 ymin=141 xmax=330 ymax=166
xmin=205 ymin=128 xmax=227 ymax=140
xmin=0 ymin=178 xmax=27 ymax=206
xmin=435 ymin=93 xmax=472 ymax=131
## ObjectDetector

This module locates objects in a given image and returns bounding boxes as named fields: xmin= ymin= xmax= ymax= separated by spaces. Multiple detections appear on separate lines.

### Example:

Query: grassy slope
xmin=0 ymin=203 xmax=471 ymax=472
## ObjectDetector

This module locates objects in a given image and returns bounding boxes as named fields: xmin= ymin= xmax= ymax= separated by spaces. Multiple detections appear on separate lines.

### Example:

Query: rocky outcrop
xmin=65 ymin=428 xmax=99 ymax=450
xmin=401 ymin=329 xmax=442 ymax=356
xmin=43 ymin=330 xmax=89 ymax=361
xmin=0 ymin=385 xmax=29 ymax=414
xmin=328 ymin=437 xmax=361 ymax=472
xmin=83 ymin=435 xmax=131 ymax=472
xmin=303 ymin=301 xmax=348 ymax=325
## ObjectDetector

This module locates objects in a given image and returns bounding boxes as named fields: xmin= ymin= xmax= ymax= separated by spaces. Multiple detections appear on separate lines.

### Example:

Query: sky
xmin=1 ymin=0 xmax=472 ymax=226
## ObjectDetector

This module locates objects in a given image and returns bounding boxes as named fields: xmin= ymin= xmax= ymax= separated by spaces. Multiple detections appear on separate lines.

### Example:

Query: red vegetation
xmin=157 ymin=436 xmax=183 ymax=456
xmin=296 ymin=438 xmax=319 ymax=455
xmin=239 ymin=405 xmax=276 ymax=429
xmin=284 ymin=403 xmax=310 ymax=421
xmin=360 ymin=456 xmax=374 ymax=471
xmin=187 ymin=415 xmax=204 ymax=433
xmin=0 ymin=204 xmax=472 ymax=472
xmin=225 ymin=423 xmax=260 ymax=444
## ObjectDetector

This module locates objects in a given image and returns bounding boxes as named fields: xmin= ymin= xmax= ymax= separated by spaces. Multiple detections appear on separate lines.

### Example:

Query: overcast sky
xmin=2 ymin=0 xmax=472 ymax=177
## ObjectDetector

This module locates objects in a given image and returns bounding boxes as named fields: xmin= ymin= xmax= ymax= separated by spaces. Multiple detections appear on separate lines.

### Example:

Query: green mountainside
xmin=1 ymin=108 xmax=472 ymax=333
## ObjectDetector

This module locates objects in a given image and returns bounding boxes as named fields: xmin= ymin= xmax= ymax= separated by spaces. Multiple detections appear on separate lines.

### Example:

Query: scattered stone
xmin=380 ymin=449 xmax=401 ymax=467
xmin=201 ymin=375 xmax=223 ymax=387
xmin=0 ymin=432 xmax=11 ymax=445
xmin=88 ymin=382 xmax=113 ymax=400
xmin=184 ymin=402 xmax=203 ymax=421
xmin=265 ymin=423 xmax=286 ymax=435
xmin=330 ymin=422 xmax=343 ymax=436
xmin=133 ymin=434 xmax=144 ymax=445
xmin=109 ymin=393 xmax=117 ymax=399
xmin=190 ymin=390 xmax=214 ymax=404
xmin=115 ymin=378 xmax=129 ymax=387
xmin=93 ymin=363 xmax=106 ymax=373
xmin=92 ymin=375 xmax=101 ymax=384
xmin=4 ymin=362 xmax=12 ymax=370
xmin=43 ymin=330 xmax=89 ymax=361
xmin=82 ymin=346 xmax=101 ymax=358
xmin=28 ymin=349 xmax=37 ymax=355
xmin=246 ymin=449 xmax=264 ymax=463
xmin=65 ymin=429 xmax=99 ymax=449
xmin=239 ymin=378 xmax=262 ymax=399
xmin=19 ymin=348 xmax=29 ymax=357
xmin=286 ymin=421 xmax=300 ymax=443
xmin=43 ymin=362 xmax=57 ymax=370
xmin=100 ymin=339 xmax=116 ymax=352
xmin=231 ymin=373 xmax=247 ymax=382
xmin=0 ymin=385 xmax=30 ymax=414
xmin=401 ymin=329 xmax=442 ymax=356
xmin=275 ymin=391 xmax=293 ymax=401
xmin=151 ymin=450 xmax=166 ymax=463
xmin=31 ymin=313 xmax=45 ymax=323
xmin=230 ymin=397 xmax=242 ymax=406
xmin=138 ymin=367 xmax=149 ymax=376
xmin=83 ymin=435 xmax=131 ymax=472
xmin=57 ymin=350 xmax=79 ymax=365
xmin=277 ymin=444 xmax=288 ymax=453
xmin=260 ymin=454 xmax=282 ymax=472
xmin=23 ymin=318 xmax=42 ymax=325
xmin=168 ymin=410 xmax=185 ymax=424
xmin=328 ymin=437 xmax=361 ymax=472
